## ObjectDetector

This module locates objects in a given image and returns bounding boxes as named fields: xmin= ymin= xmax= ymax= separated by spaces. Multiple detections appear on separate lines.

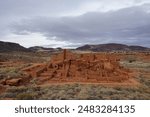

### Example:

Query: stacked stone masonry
xmin=22 ymin=50 xmax=130 ymax=83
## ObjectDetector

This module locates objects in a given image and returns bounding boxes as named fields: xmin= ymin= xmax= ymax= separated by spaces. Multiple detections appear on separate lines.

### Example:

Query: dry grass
xmin=0 ymin=67 xmax=25 ymax=80
xmin=0 ymin=82 xmax=150 ymax=100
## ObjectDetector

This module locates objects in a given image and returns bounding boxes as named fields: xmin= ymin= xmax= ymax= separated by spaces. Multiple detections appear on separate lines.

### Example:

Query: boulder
xmin=0 ymin=79 xmax=6 ymax=85
xmin=104 ymin=62 xmax=114 ymax=71
xmin=5 ymin=78 xmax=22 ymax=86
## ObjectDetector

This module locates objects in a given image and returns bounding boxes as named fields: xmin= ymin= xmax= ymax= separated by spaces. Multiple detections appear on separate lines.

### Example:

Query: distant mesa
xmin=76 ymin=43 xmax=150 ymax=52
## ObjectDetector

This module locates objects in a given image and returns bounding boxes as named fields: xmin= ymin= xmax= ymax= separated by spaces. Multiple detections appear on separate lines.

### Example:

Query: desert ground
xmin=0 ymin=50 xmax=150 ymax=100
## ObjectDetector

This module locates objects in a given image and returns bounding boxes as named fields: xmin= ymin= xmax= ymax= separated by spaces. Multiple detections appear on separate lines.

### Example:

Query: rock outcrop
xmin=0 ymin=78 xmax=22 ymax=86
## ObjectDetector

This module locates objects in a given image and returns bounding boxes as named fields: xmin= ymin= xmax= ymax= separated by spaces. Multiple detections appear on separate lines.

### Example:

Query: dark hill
xmin=29 ymin=46 xmax=62 ymax=52
xmin=76 ymin=43 xmax=150 ymax=52
xmin=0 ymin=41 xmax=30 ymax=52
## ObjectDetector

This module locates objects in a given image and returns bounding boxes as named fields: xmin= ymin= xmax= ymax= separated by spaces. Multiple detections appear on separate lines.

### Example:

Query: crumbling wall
xmin=22 ymin=49 xmax=130 ymax=83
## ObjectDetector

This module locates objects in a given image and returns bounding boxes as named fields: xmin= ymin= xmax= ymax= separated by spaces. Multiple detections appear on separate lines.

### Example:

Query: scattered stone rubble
xmin=22 ymin=49 xmax=130 ymax=83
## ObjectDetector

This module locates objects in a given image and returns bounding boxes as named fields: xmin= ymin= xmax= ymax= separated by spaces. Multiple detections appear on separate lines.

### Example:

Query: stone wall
xmin=23 ymin=49 xmax=130 ymax=83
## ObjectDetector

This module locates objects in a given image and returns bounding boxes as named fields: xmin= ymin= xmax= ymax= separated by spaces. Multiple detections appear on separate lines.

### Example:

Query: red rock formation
xmin=22 ymin=50 xmax=130 ymax=83
xmin=0 ymin=78 xmax=22 ymax=86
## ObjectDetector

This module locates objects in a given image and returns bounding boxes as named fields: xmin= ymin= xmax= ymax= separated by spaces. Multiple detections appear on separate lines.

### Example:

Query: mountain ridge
xmin=28 ymin=46 xmax=62 ymax=52
xmin=76 ymin=43 xmax=150 ymax=52
xmin=0 ymin=41 xmax=30 ymax=52
xmin=0 ymin=41 xmax=149 ymax=52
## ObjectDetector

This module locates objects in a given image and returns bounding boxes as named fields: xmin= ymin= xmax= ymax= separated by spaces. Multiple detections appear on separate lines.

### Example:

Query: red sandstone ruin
xmin=22 ymin=49 xmax=131 ymax=84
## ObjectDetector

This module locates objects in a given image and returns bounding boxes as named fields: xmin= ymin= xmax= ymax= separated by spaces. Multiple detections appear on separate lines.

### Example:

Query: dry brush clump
xmin=0 ymin=83 xmax=150 ymax=100
xmin=0 ymin=52 xmax=51 ymax=63
xmin=0 ymin=86 xmax=40 ymax=100
xmin=0 ymin=67 xmax=25 ymax=80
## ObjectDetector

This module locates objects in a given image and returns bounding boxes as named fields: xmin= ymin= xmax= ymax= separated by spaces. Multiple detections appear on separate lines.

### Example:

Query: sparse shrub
xmin=6 ymin=86 xmax=28 ymax=93
xmin=1 ymin=92 xmax=16 ymax=99
xmin=128 ymin=58 xmax=136 ymax=63
xmin=16 ymin=93 xmax=35 ymax=100
xmin=0 ymin=67 xmax=25 ymax=79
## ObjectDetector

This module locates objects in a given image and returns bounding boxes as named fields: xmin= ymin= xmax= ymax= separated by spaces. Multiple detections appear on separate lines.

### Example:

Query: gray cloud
xmin=0 ymin=0 xmax=90 ymax=17
xmin=0 ymin=0 xmax=150 ymax=47
xmin=10 ymin=4 xmax=150 ymax=47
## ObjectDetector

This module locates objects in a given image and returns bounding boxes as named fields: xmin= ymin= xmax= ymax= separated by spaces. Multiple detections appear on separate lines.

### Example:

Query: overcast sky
xmin=0 ymin=0 xmax=150 ymax=48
